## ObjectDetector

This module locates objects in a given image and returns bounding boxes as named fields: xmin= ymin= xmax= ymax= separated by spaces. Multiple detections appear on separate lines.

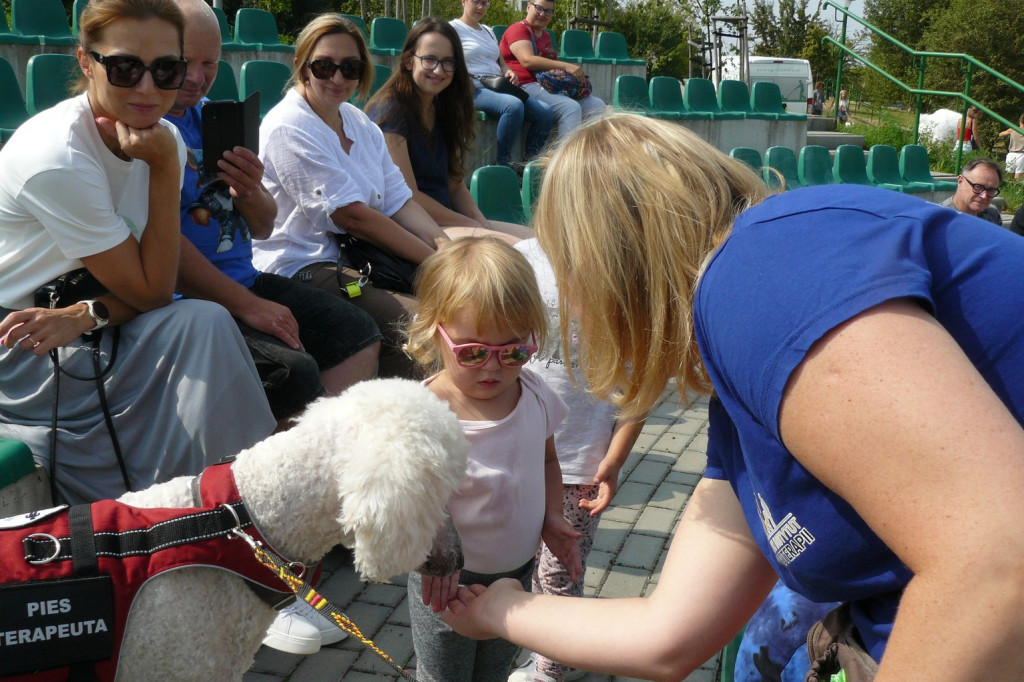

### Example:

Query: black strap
xmin=23 ymin=502 xmax=252 ymax=564
xmin=47 ymin=328 xmax=129 ymax=504
xmin=69 ymin=504 xmax=98 ymax=577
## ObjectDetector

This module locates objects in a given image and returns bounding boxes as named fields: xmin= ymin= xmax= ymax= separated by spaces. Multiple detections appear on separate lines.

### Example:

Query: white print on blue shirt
xmin=756 ymin=493 xmax=816 ymax=566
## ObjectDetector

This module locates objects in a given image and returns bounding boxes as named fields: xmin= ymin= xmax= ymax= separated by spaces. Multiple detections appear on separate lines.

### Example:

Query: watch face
xmin=91 ymin=301 xmax=109 ymax=322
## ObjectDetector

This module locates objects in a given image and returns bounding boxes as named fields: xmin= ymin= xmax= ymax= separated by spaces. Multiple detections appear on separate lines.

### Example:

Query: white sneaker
xmin=262 ymin=602 xmax=322 ymax=655
xmin=291 ymin=598 xmax=348 ymax=646
xmin=508 ymin=656 xmax=584 ymax=682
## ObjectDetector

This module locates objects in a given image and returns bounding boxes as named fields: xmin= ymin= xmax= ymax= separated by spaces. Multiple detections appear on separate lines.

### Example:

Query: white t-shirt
xmin=428 ymin=368 xmax=568 ymax=574
xmin=516 ymin=238 xmax=619 ymax=483
xmin=0 ymin=94 xmax=185 ymax=309
xmin=253 ymin=89 xmax=413 ymax=278
xmin=450 ymin=19 xmax=503 ymax=78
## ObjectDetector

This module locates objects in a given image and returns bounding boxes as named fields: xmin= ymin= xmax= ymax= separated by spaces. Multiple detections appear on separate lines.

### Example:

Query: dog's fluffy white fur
xmin=112 ymin=379 xmax=468 ymax=681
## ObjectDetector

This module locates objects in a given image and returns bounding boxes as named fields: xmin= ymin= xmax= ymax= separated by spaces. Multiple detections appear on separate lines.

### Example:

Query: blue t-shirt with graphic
xmin=166 ymin=102 xmax=258 ymax=289
xmin=695 ymin=184 xmax=1024 ymax=663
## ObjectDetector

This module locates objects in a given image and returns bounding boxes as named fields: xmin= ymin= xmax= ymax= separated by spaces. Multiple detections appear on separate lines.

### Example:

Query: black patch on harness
xmin=0 ymin=575 xmax=114 ymax=676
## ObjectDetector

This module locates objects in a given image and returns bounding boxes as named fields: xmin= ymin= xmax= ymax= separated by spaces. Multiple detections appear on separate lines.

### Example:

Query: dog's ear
xmin=335 ymin=379 xmax=468 ymax=582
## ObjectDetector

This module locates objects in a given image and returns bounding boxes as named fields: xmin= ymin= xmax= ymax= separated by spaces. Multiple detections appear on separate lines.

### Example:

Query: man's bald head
xmin=169 ymin=0 xmax=223 ymax=116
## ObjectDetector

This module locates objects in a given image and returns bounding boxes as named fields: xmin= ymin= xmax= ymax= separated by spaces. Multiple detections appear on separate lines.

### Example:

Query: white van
xmin=719 ymin=56 xmax=814 ymax=114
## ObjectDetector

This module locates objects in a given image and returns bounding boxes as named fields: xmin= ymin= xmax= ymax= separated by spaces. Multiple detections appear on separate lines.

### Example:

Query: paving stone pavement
xmin=244 ymin=382 xmax=719 ymax=682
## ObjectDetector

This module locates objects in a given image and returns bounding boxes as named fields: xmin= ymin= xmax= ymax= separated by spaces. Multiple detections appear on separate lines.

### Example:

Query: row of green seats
xmin=613 ymin=75 xmax=807 ymax=121
xmin=732 ymin=144 xmax=957 ymax=193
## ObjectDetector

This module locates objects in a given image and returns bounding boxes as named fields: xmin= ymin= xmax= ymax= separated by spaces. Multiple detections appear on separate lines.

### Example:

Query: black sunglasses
xmin=308 ymin=58 xmax=364 ymax=81
xmin=89 ymin=50 xmax=187 ymax=90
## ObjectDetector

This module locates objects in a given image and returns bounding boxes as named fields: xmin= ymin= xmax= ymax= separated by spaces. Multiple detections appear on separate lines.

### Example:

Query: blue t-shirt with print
xmin=366 ymin=99 xmax=451 ymax=209
xmin=695 ymin=184 xmax=1024 ymax=663
xmin=166 ymin=102 xmax=258 ymax=289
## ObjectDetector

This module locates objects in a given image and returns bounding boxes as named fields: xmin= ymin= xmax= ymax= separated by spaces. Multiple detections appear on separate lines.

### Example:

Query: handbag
xmin=805 ymin=603 xmax=879 ymax=682
xmin=474 ymin=74 xmax=529 ymax=103
xmin=32 ymin=268 xmax=129 ymax=501
xmin=336 ymin=233 xmax=418 ymax=295
xmin=535 ymin=69 xmax=591 ymax=99
xmin=524 ymin=23 xmax=591 ymax=100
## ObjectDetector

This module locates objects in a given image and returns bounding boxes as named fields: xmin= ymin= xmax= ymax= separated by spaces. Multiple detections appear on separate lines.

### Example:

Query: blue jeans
xmin=473 ymin=86 xmax=555 ymax=164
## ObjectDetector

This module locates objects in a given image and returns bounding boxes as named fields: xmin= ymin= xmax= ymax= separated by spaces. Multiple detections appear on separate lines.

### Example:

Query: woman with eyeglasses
xmin=365 ymin=18 xmax=531 ymax=238
xmin=0 ymin=0 xmax=275 ymax=505
xmin=441 ymin=114 xmax=1024 ymax=681
xmin=500 ymin=0 xmax=605 ymax=142
xmin=451 ymin=0 xmax=554 ymax=169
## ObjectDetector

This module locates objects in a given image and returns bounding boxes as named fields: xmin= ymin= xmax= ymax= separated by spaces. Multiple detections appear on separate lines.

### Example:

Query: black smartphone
xmin=201 ymin=91 xmax=260 ymax=171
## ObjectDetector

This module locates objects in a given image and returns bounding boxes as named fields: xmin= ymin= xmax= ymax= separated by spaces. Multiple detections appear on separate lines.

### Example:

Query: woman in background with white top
xmin=451 ymin=0 xmax=554 ymax=168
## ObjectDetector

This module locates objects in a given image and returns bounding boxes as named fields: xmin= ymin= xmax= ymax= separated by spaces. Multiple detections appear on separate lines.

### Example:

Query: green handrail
xmin=824 ymin=0 xmax=1024 ymax=172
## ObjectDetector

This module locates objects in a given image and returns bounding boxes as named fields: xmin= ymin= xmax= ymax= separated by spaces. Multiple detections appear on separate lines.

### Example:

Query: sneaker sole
xmin=261 ymin=632 xmax=321 ymax=656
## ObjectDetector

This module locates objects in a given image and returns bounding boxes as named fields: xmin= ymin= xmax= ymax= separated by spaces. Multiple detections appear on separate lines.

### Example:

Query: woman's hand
xmin=505 ymin=70 xmax=520 ymax=86
xmin=0 ymin=306 xmax=94 ymax=354
xmin=421 ymin=569 xmax=462 ymax=613
xmin=442 ymin=579 xmax=525 ymax=639
xmin=94 ymin=117 xmax=178 ymax=168
xmin=561 ymin=62 xmax=586 ymax=80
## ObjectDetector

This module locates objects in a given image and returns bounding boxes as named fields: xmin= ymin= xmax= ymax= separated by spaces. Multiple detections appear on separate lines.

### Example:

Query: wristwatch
xmin=80 ymin=300 xmax=110 ymax=332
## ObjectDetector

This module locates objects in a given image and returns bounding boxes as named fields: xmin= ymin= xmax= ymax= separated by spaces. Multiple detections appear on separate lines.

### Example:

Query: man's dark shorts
xmin=239 ymin=272 xmax=381 ymax=419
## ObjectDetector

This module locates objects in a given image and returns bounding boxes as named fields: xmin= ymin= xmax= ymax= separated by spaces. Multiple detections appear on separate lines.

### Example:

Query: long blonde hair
xmin=534 ymin=113 xmax=768 ymax=420
xmin=405 ymin=237 xmax=547 ymax=375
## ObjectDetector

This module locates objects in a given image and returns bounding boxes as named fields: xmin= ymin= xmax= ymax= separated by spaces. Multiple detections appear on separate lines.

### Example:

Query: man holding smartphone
xmin=165 ymin=0 xmax=380 ymax=655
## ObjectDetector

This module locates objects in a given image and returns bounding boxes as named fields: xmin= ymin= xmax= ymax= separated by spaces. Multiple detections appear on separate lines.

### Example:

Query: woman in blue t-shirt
xmin=366 ymin=18 xmax=530 ymax=240
xmin=441 ymin=113 xmax=1024 ymax=681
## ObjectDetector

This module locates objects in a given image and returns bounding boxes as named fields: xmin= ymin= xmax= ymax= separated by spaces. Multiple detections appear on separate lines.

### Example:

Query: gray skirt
xmin=0 ymin=300 xmax=275 ymax=505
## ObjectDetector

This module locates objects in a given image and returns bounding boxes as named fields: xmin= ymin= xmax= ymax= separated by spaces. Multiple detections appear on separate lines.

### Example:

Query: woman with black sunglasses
xmin=254 ymin=13 xmax=453 ymax=380
xmin=0 ymin=0 xmax=275 ymax=505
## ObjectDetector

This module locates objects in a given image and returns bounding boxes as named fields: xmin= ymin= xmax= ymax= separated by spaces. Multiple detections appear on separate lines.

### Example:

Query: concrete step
xmin=806 ymin=115 xmax=837 ymax=132
xmin=806 ymin=130 xmax=865 ymax=150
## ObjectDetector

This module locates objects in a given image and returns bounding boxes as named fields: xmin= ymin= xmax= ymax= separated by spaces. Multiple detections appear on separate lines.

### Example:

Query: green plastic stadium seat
xmin=239 ymin=60 xmax=291 ymax=120
xmin=899 ymin=143 xmax=958 ymax=191
xmin=559 ymin=29 xmax=610 ymax=64
xmin=595 ymin=32 xmax=645 ymax=66
xmin=0 ymin=439 xmax=35 ymax=490
xmin=206 ymin=60 xmax=239 ymax=102
xmin=26 ymin=53 xmax=79 ymax=116
xmin=234 ymin=8 xmax=293 ymax=52
xmin=0 ymin=7 xmax=41 ymax=44
xmin=797 ymin=145 xmax=835 ymax=187
xmin=370 ymin=17 xmax=407 ymax=57
xmin=717 ymin=79 xmax=770 ymax=120
xmin=342 ymin=14 xmax=369 ymax=39
xmin=833 ymin=144 xmax=887 ymax=187
xmin=649 ymin=76 xmax=710 ymax=121
xmin=684 ymin=77 xmax=743 ymax=120
xmin=491 ymin=25 xmax=507 ymax=43
xmin=213 ymin=6 xmax=246 ymax=52
xmin=612 ymin=74 xmax=651 ymax=115
xmin=471 ymin=165 xmax=525 ymax=225
xmin=867 ymin=144 xmax=933 ymax=193
xmin=762 ymin=146 xmax=801 ymax=191
xmin=521 ymin=160 xmax=543 ymax=222
xmin=12 ymin=0 xmax=76 ymax=46
xmin=0 ymin=57 xmax=30 ymax=142
xmin=729 ymin=146 xmax=763 ymax=174
xmin=72 ymin=0 xmax=89 ymax=38
xmin=750 ymin=81 xmax=806 ymax=121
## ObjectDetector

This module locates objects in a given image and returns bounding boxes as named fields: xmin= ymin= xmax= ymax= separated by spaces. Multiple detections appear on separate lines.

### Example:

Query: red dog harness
xmin=0 ymin=462 xmax=306 ymax=681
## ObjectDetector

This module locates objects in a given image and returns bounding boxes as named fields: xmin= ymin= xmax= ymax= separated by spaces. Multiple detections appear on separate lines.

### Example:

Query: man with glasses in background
xmin=499 ymin=0 xmax=605 ymax=142
xmin=942 ymin=158 xmax=1004 ymax=225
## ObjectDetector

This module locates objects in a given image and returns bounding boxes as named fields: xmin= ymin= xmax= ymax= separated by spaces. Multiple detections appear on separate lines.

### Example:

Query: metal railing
xmin=824 ymin=0 xmax=1024 ymax=171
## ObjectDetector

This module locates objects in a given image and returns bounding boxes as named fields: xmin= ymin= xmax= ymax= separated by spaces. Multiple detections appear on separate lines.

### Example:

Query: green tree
xmin=610 ymin=0 xmax=701 ymax=79
xmin=861 ymin=0 xmax=940 ymax=106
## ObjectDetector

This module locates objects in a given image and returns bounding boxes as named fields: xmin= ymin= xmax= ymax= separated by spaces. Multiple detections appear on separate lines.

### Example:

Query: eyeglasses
xmin=437 ymin=325 xmax=537 ymax=368
xmin=308 ymin=58 xmax=364 ymax=81
xmin=470 ymin=0 xmax=491 ymax=7
xmin=413 ymin=54 xmax=458 ymax=73
xmin=529 ymin=2 xmax=555 ymax=16
xmin=959 ymin=174 xmax=1001 ymax=197
xmin=89 ymin=51 xmax=187 ymax=90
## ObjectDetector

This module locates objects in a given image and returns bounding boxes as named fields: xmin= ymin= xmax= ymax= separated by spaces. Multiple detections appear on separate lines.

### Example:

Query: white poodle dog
xmin=110 ymin=378 xmax=469 ymax=681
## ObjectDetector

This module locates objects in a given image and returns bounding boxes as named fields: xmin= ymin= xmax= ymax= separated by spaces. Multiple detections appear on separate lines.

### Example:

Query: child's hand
xmin=541 ymin=513 xmax=582 ymax=582
xmin=421 ymin=569 xmax=461 ymax=613
xmin=579 ymin=461 xmax=622 ymax=516
xmin=442 ymin=579 xmax=524 ymax=639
